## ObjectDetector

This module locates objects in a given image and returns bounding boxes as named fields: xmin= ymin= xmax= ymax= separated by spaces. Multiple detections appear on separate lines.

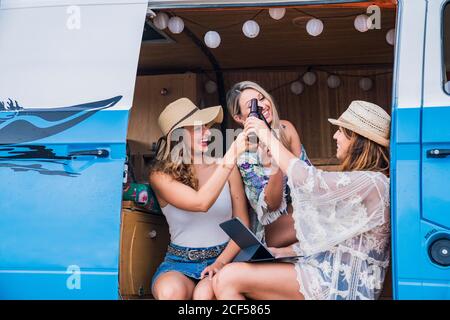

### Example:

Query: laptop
xmin=219 ymin=217 xmax=303 ymax=263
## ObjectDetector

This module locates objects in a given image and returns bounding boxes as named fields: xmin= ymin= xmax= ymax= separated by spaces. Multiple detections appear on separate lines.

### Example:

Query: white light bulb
xmin=290 ymin=81 xmax=304 ymax=95
xmin=359 ymin=77 xmax=373 ymax=91
xmin=306 ymin=18 xmax=324 ymax=37
xmin=269 ymin=8 xmax=286 ymax=20
xmin=205 ymin=80 xmax=217 ymax=94
xmin=303 ymin=72 xmax=317 ymax=86
xmin=386 ymin=28 xmax=395 ymax=46
xmin=153 ymin=12 xmax=169 ymax=30
xmin=204 ymin=31 xmax=221 ymax=49
xmin=168 ymin=16 xmax=184 ymax=34
xmin=354 ymin=14 xmax=369 ymax=33
xmin=327 ymin=75 xmax=341 ymax=89
xmin=242 ymin=20 xmax=260 ymax=38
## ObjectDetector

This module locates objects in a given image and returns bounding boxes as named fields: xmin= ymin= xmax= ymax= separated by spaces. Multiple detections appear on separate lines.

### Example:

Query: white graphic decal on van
xmin=0 ymin=95 xmax=122 ymax=144
xmin=0 ymin=96 xmax=122 ymax=177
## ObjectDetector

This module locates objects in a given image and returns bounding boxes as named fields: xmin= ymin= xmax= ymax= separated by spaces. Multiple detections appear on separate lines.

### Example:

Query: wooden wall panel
xmin=128 ymin=67 xmax=392 ymax=181
xmin=201 ymin=66 xmax=392 ymax=160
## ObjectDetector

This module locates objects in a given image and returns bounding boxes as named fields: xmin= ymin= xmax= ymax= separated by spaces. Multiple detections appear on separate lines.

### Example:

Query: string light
xmin=242 ymin=20 xmax=260 ymax=38
xmin=386 ymin=28 xmax=395 ymax=46
xmin=354 ymin=14 xmax=369 ymax=32
xmin=205 ymin=80 xmax=218 ymax=93
xmin=269 ymin=8 xmax=286 ymax=20
xmin=327 ymin=75 xmax=341 ymax=88
xmin=204 ymin=31 xmax=221 ymax=48
xmin=168 ymin=16 xmax=184 ymax=34
xmin=303 ymin=72 xmax=317 ymax=86
xmin=306 ymin=18 xmax=324 ymax=37
xmin=359 ymin=77 xmax=373 ymax=91
xmin=290 ymin=81 xmax=304 ymax=95
xmin=153 ymin=12 xmax=169 ymax=30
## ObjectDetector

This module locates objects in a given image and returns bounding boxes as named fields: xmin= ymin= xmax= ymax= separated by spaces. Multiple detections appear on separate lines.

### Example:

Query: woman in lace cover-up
xmin=213 ymin=101 xmax=391 ymax=300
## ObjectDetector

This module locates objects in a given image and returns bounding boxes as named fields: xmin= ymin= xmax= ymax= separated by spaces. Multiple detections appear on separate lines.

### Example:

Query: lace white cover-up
xmin=287 ymin=159 xmax=390 ymax=300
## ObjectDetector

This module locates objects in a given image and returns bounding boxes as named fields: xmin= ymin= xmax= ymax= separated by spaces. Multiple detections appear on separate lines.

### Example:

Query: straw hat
xmin=328 ymin=100 xmax=391 ymax=147
xmin=157 ymin=98 xmax=223 ymax=157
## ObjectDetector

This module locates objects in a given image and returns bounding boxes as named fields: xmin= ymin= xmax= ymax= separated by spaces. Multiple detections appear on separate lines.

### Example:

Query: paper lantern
xmin=205 ymin=80 xmax=217 ymax=94
xmin=327 ymin=75 xmax=341 ymax=89
xmin=303 ymin=72 xmax=317 ymax=86
xmin=204 ymin=31 xmax=221 ymax=49
xmin=386 ymin=28 xmax=395 ymax=46
xmin=242 ymin=20 xmax=260 ymax=38
xmin=153 ymin=12 xmax=169 ymax=30
xmin=359 ymin=78 xmax=373 ymax=91
xmin=306 ymin=18 xmax=324 ymax=37
xmin=290 ymin=81 xmax=304 ymax=95
xmin=269 ymin=8 xmax=286 ymax=20
xmin=168 ymin=16 xmax=184 ymax=34
xmin=354 ymin=14 xmax=369 ymax=33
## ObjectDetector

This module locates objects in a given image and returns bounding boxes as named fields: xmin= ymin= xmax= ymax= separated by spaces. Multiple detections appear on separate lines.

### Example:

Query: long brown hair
xmin=340 ymin=127 xmax=390 ymax=177
xmin=149 ymin=127 xmax=199 ymax=190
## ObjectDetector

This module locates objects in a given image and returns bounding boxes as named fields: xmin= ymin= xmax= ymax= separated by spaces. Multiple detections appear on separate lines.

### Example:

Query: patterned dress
xmin=287 ymin=158 xmax=390 ymax=300
xmin=237 ymin=145 xmax=311 ymax=240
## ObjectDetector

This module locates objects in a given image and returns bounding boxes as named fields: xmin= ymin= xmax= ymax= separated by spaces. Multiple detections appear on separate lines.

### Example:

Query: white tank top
xmin=161 ymin=182 xmax=232 ymax=248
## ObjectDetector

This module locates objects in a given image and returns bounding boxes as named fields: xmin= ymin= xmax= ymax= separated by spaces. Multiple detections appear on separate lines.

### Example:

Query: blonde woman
xmin=149 ymin=98 xmax=249 ymax=300
xmin=214 ymin=101 xmax=391 ymax=300
xmin=227 ymin=81 xmax=311 ymax=247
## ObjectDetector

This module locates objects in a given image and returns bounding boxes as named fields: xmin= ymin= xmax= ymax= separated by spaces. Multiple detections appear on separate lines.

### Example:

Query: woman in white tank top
xmin=149 ymin=98 xmax=249 ymax=300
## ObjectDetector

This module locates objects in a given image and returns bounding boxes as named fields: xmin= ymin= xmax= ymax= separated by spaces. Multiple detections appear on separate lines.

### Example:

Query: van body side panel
xmin=393 ymin=0 xmax=450 ymax=299
xmin=391 ymin=0 xmax=429 ymax=299
xmin=0 ymin=1 xmax=147 ymax=299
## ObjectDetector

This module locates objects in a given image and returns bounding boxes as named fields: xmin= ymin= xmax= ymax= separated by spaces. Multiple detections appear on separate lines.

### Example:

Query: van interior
xmin=118 ymin=1 xmax=397 ymax=299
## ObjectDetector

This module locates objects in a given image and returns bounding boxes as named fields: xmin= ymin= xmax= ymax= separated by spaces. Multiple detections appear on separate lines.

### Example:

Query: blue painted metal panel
xmin=0 ymin=272 xmax=118 ymax=300
xmin=0 ymin=99 xmax=129 ymax=299
xmin=0 ymin=0 xmax=146 ymax=299
xmin=391 ymin=108 xmax=423 ymax=299
xmin=392 ymin=107 xmax=450 ymax=299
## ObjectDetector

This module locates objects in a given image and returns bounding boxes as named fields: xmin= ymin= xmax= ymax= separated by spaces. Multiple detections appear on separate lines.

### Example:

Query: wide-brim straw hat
xmin=157 ymin=97 xmax=223 ymax=158
xmin=328 ymin=100 xmax=391 ymax=147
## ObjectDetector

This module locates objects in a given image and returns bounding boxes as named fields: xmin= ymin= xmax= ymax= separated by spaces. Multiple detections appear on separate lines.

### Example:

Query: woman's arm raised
xmin=201 ymin=166 xmax=250 ymax=279
xmin=245 ymin=117 xmax=297 ymax=175
xmin=262 ymin=120 xmax=302 ymax=211
xmin=150 ymin=133 xmax=247 ymax=212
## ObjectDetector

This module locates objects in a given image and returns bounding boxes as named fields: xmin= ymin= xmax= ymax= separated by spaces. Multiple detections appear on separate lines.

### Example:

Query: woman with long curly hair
xmin=149 ymin=98 xmax=249 ymax=300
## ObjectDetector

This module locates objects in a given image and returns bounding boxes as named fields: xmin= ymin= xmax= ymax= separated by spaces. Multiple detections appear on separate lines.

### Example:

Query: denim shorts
xmin=151 ymin=242 xmax=227 ymax=291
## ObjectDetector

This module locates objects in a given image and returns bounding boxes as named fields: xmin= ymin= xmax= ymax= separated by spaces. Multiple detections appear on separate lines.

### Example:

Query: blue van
xmin=0 ymin=0 xmax=448 ymax=300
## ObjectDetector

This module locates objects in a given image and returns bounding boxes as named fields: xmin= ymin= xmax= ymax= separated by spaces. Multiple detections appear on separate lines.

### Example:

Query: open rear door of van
xmin=419 ymin=0 xmax=450 ymax=297
xmin=0 ymin=0 xmax=147 ymax=299
xmin=393 ymin=0 xmax=450 ymax=300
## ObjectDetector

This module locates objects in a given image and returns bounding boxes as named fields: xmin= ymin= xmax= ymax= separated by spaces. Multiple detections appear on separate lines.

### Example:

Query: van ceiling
xmin=138 ymin=5 xmax=396 ymax=73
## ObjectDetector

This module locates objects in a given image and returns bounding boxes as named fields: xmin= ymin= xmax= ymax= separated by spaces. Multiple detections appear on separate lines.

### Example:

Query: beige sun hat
xmin=328 ymin=100 xmax=391 ymax=147
xmin=157 ymin=97 xmax=223 ymax=158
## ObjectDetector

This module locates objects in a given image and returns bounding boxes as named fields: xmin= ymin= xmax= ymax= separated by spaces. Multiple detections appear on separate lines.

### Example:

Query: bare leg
xmin=213 ymin=262 xmax=304 ymax=300
xmin=152 ymin=271 xmax=196 ymax=300
xmin=192 ymin=278 xmax=216 ymax=300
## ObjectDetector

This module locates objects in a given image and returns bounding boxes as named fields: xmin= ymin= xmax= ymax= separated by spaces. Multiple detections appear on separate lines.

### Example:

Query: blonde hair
xmin=149 ymin=128 xmax=199 ymax=190
xmin=226 ymin=81 xmax=290 ymax=149
xmin=340 ymin=127 xmax=390 ymax=177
